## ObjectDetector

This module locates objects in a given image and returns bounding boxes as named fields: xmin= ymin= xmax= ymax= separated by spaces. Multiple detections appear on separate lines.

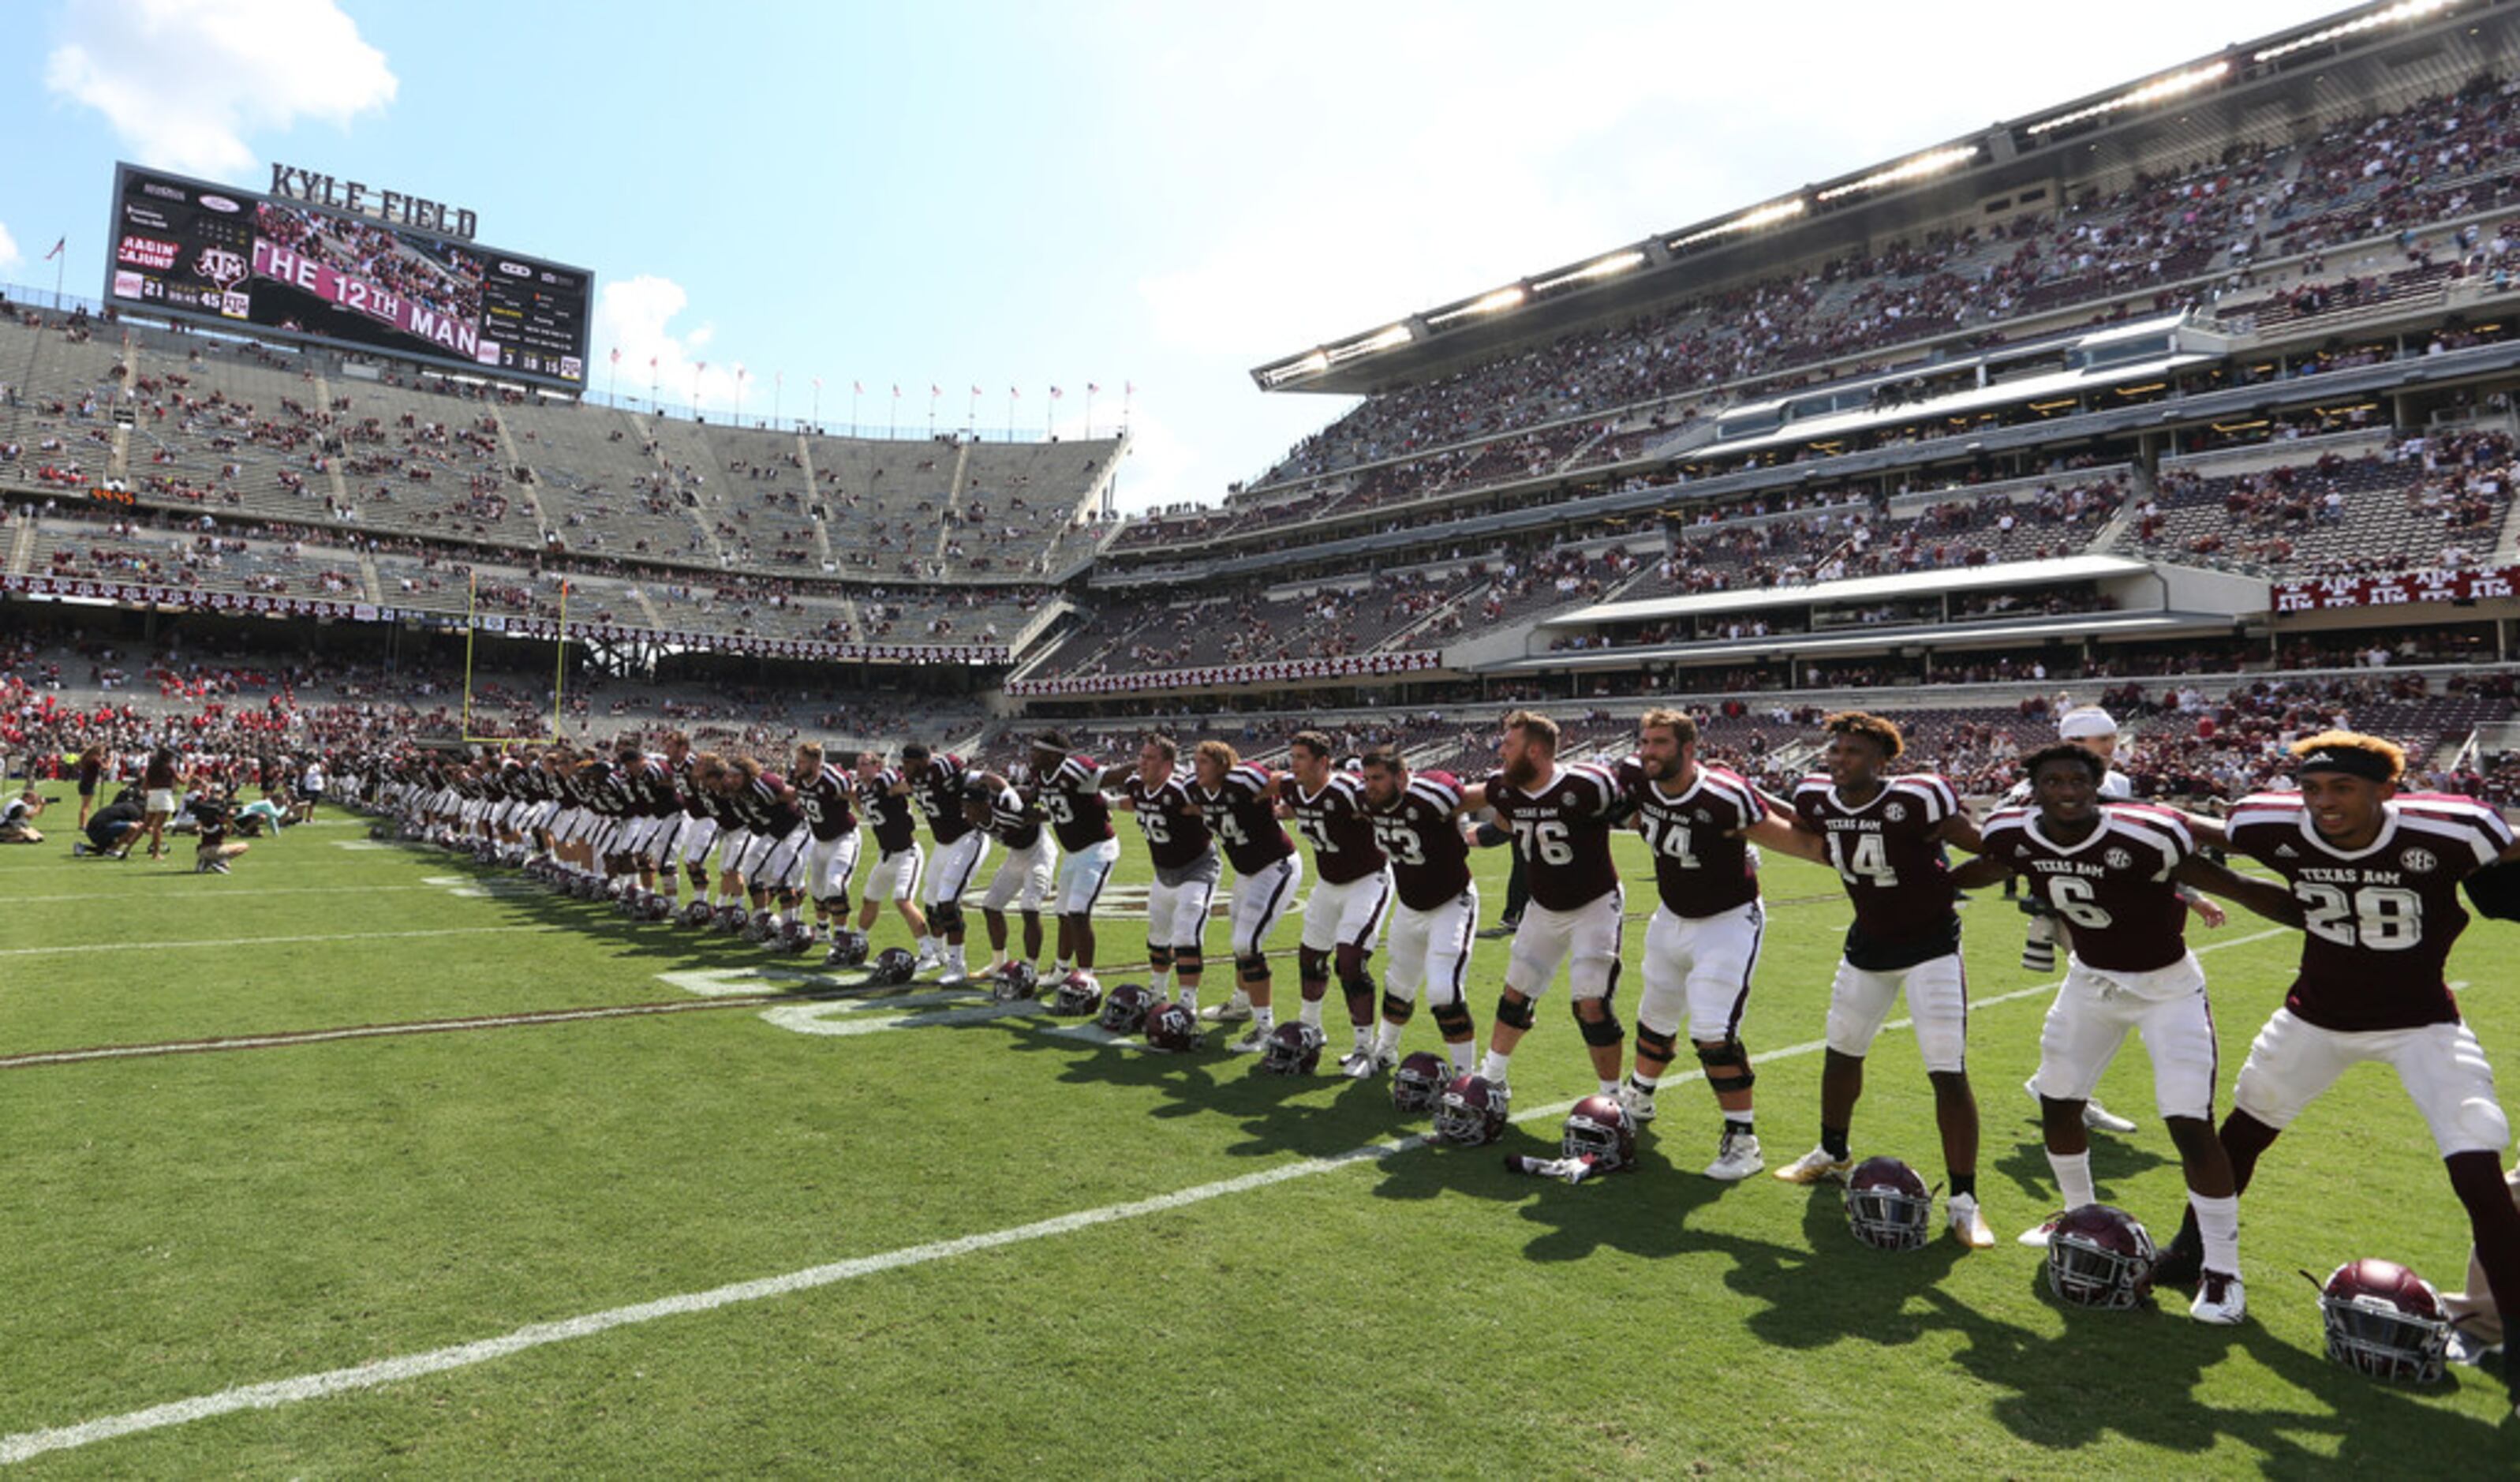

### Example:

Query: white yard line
xmin=6 ymin=885 xmax=441 ymax=905
xmin=0 ymin=924 xmax=2294 ymax=1464
xmin=0 ymin=926 xmax=559 ymax=959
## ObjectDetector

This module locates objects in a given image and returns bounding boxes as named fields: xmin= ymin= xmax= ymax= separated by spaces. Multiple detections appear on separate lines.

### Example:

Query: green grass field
xmin=3 ymin=781 xmax=2516 ymax=1476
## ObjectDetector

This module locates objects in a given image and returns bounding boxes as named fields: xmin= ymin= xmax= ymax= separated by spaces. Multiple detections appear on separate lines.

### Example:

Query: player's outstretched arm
xmin=1742 ymin=807 xmax=1826 ymax=865
xmin=1934 ymin=807 xmax=1985 ymax=855
xmin=2176 ymin=854 xmax=2301 ymax=926
xmin=1946 ymin=853 xmax=2013 ymax=891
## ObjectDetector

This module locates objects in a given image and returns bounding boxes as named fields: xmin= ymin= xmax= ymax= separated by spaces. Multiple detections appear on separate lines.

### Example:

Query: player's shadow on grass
xmin=1945 ymin=1268 xmax=2514 ymax=1465
xmin=1991 ymin=1129 xmax=2177 ymax=1204
xmin=1506 ymin=1144 xmax=1736 ymax=1260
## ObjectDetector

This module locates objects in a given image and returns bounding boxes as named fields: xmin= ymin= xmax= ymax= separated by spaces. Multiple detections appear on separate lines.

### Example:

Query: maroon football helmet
xmin=1844 ymin=1156 xmax=1933 ymax=1251
xmin=2044 ymin=1203 xmax=2156 ymax=1309
xmin=2318 ymin=1259 xmax=2452 ymax=1383
xmin=1143 ymin=999 xmax=1201 ymax=1052
xmin=1561 ymin=1095 xmax=1637 ymax=1171
xmin=1392 ymin=1051 xmax=1451 ymax=1113
xmin=1259 ymin=1021 xmax=1325 ymax=1076
xmin=1434 ymin=1074 xmax=1510 ymax=1146
xmin=1097 ymin=982 xmax=1157 ymax=1035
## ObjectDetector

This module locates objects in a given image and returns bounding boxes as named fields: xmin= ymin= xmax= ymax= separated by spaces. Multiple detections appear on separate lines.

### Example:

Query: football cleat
xmin=2023 ymin=1076 xmax=2137 ymax=1134
xmin=912 ymin=949 xmax=945 ymax=979
xmin=2190 ymin=1271 xmax=2246 ymax=1326
xmin=2018 ymin=1213 xmax=2064 ymax=1249
xmin=1390 ymin=1051 xmax=1451 ymax=1113
xmin=2043 ymin=1204 xmax=2153 ymax=1304
xmin=1704 ymin=1128 xmax=1764 ymax=1182
xmin=1198 ymin=991 xmax=1254 ymax=1024
xmin=1845 ymin=1157 xmax=1935 ymax=1251
xmin=1258 ymin=1022 xmax=1325 ymax=1075
xmin=1774 ymin=1146 xmax=1855 ymax=1185
xmin=1432 ymin=1074 xmax=1510 ymax=1147
xmin=1142 ymin=998 xmax=1202 ymax=1052
xmin=1097 ymin=982 xmax=1158 ymax=1035
xmin=2317 ymin=1259 xmax=2453 ymax=1384
xmin=824 ymin=929 xmax=870 ymax=967
xmin=1561 ymin=1095 xmax=1637 ymax=1172
xmin=1341 ymin=1047 xmax=1397 ymax=1081
xmin=1225 ymin=1022 xmax=1275 ymax=1054
xmin=1615 ymin=1082 xmax=1658 ymax=1125
xmin=1949 ymin=1192 xmax=1996 ymax=1250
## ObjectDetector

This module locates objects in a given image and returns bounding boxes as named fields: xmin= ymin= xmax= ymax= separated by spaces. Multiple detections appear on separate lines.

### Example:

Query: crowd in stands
xmin=2135 ymin=429 xmax=2516 ymax=574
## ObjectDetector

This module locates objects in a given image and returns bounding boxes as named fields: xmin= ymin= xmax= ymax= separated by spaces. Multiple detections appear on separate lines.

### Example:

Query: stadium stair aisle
xmin=793 ymin=431 xmax=835 ymax=571
xmin=488 ymin=410 xmax=554 ymax=537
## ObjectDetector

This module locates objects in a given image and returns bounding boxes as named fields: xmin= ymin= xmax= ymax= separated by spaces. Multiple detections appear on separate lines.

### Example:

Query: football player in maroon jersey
xmin=2159 ymin=732 xmax=2520 ymax=1404
xmin=1774 ymin=712 xmax=1997 ymax=1248
xmin=1620 ymin=708 xmax=1815 ymax=1181
xmin=1286 ymin=731 xmax=1394 ymax=1072
xmin=1110 ymin=735 xmax=1221 ymax=1014
xmin=1463 ymin=710 xmax=1629 ymax=1106
xmin=1357 ymin=747 xmax=1482 ymax=1077
xmin=854 ymin=750 xmax=934 ymax=960
xmin=1186 ymin=739 xmax=1303 ymax=1050
xmin=1029 ymin=731 xmax=1123 ymax=991
xmin=1957 ymin=743 xmax=2300 ymax=1322
xmin=964 ymin=771 xmax=1055 ymax=975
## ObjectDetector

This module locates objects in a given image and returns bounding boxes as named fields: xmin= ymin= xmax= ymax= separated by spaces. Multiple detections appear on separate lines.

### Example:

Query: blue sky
xmin=6 ymin=0 xmax=2344 ymax=512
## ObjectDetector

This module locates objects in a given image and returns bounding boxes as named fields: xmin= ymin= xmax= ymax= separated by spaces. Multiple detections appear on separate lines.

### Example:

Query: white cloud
xmin=46 ymin=0 xmax=396 ymax=178
xmin=0 ymin=223 xmax=20 ymax=278
xmin=593 ymin=273 xmax=761 ymax=415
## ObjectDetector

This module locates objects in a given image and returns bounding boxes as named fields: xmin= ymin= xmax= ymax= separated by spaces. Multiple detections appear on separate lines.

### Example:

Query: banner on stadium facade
xmin=0 ymin=574 xmax=1006 ymax=666
xmin=2271 ymin=565 xmax=2520 ymax=612
xmin=1004 ymin=649 xmax=1441 ymax=696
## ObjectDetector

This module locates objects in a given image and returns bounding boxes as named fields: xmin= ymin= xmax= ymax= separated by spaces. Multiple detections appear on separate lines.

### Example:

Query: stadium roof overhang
xmin=1549 ymin=555 xmax=2156 ymax=627
xmin=1251 ymin=0 xmax=2517 ymax=395
xmin=1487 ymin=608 xmax=2240 ymax=674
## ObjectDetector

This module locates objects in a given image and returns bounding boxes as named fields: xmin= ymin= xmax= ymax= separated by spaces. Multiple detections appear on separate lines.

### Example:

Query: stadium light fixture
xmin=1813 ymin=145 xmax=1980 ymax=203
xmin=1669 ymin=198 xmax=1807 ymax=251
xmin=1533 ymin=251 xmax=1647 ymax=294
xmin=1427 ymin=286 xmax=1529 ymax=329
xmin=2024 ymin=60 xmax=2231 ymax=137
xmin=1325 ymin=324 xmax=1413 ymax=366
xmin=2254 ymin=0 xmax=2454 ymax=62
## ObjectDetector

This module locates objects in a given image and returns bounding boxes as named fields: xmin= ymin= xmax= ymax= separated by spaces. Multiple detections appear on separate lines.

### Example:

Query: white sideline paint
xmin=0 ymin=926 xmax=559 ymax=959
xmin=5 ymin=885 xmax=440 ymax=905
xmin=0 ymin=924 xmax=2294 ymax=1461
xmin=329 ymin=841 xmax=396 ymax=851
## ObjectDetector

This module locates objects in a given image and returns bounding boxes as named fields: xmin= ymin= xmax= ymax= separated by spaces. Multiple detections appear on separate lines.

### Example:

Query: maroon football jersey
xmin=1287 ymin=771 xmax=1388 ymax=886
xmin=1620 ymin=758 xmax=1763 ymax=919
xmin=794 ymin=762 xmax=859 ymax=843
xmin=1039 ymin=753 xmax=1116 ymax=852
xmin=1194 ymin=762 xmax=1295 ymax=875
xmin=910 ymin=754 xmax=976 ymax=846
xmin=1980 ymin=801 xmax=2192 ymax=973
xmin=1367 ymin=769 xmax=1474 ymax=911
xmin=1117 ymin=770 xmax=1213 ymax=872
xmin=2228 ymin=791 xmax=2514 ymax=1031
xmin=1479 ymin=761 xmax=1623 ymax=911
xmin=858 ymin=769 xmax=918 ymax=854
xmin=1794 ymin=773 xmax=1962 ymax=965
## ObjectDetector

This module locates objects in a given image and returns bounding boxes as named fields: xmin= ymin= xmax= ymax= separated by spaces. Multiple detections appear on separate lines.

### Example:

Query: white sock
xmin=1352 ymin=1024 xmax=1373 ymax=1052
xmin=1054 ymin=959 xmax=1072 ymax=977
xmin=1479 ymin=1049 xmax=1512 ymax=1085
xmin=2049 ymin=1150 xmax=2096 ymax=1211
xmin=1372 ymin=1020 xmax=1402 ymax=1055
xmin=1725 ymin=1107 xmax=1754 ymax=1127
xmin=989 ymin=949 xmax=1008 ymax=971
xmin=1298 ymin=999 xmax=1324 ymax=1031
xmin=1597 ymin=1077 xmax=1620 ymax=1097
xmin=2191 ymin=1192 xmax=2241 ymax=1276
xmin=1445 ymin=1040 xmax=1475 ymax=1074
xmin=918 ymin=934 xmax=938 ymax=958
xmin=1251 ymin=1005 xmax=1275 ymax=1031
xmin=1150 ymin=968 xmax=1171 ymax=996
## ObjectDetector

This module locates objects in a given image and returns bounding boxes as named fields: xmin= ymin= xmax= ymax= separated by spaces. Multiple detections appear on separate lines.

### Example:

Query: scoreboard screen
xmin=103 ymin=163 xmax=595 ymax=391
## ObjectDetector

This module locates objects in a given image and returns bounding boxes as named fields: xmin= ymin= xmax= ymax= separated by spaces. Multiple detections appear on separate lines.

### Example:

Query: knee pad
xmin=929 ymin=901 xmax=963 ymax=935
xmin=1634 ymin=1025 xmax=1678 ymax=1064
xmin=1432 ymin=1001 xmax=1475 ymax=1041
xmin=1149 ymin=944 xmax=1175 ymax=972
xmin=1494 ymin=992 xmax=1536 ymax=1031
xmin=1340 ymin=968 xmax=1376 ymax=1012
xmin=1299 ymin=947 xmax=1330 ymax=984
xmin=1173 ymin=948 xmax=1203 ymax=979
xmin=1578 ymin=1006 xmax=1625 ymax=1048
xmin=1696 ymin=1038 xmax=1755 ymax=1094
xmin=1236 ymin=953 xmax=1269 ymax=985
xmin=1379 ymin=990 xmax=1416 ymax=1025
